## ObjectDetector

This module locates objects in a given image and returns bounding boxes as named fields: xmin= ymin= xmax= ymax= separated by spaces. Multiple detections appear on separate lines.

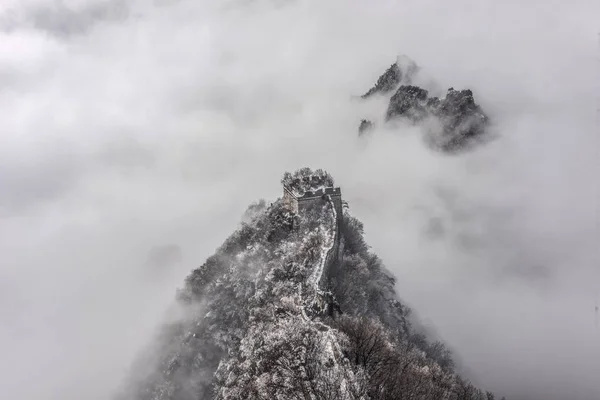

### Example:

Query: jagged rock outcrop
xmin=386 ymin=85 xmax=429 ymax=121
xmin=359 ymin=56 xmax=489 ymax=151
xmin=428 ymin=88 xmax=488 ymax=150
xmin=358 ymin=119 xmax=374 ymax=135
xmin=362 ymin=55 xmax=419 ymax=98
xmin=362 ymin=63 xmax=401 ymax=98
xmin=115 ymin=168 xmax=500 ymax=400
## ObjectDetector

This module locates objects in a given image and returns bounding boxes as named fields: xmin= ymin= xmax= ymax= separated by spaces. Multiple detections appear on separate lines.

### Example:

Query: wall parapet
xmin=283 ymin=185 xmax=342 ymax=214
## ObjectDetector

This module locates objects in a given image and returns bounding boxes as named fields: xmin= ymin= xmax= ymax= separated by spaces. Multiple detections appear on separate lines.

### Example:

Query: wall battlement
xmin=297 ymin=187 xmax=341 ymax=200
xmin=283 ymin=185 xmax=342 ymax=215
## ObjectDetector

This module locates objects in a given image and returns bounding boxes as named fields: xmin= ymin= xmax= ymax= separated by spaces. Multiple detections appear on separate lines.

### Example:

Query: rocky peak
xmin=361 ymin=54 xmax=419 ymax=98
xmin=386 ymin=84 xmax=430 ymax=121
xmin=360 ymin=58 xmax=489 ymax=152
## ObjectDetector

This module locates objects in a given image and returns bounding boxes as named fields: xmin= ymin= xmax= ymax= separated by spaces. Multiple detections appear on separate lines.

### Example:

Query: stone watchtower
xmin=283 ymin=185 xmax=343 ymax=217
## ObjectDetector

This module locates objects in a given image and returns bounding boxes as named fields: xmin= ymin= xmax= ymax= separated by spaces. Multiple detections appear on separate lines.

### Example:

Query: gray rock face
xmin=362 ymin=63 xmax=401 ymax=98
xmin=358 ymin=119 xmax=374 ymax=135
xmin=428 ymin=88 xmax=488 ymax=151
xmin=386 ymin=85 xmax=429 ymax=121
xmin=361 ymin=55 xmax=419 ymax=98
xmin=386 ymin=86 xmax=488 ymax=151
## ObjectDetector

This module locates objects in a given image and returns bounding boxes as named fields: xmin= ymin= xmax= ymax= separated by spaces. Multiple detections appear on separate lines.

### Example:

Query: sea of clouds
xmin=1 ymin=1 xmax=599 ymax=399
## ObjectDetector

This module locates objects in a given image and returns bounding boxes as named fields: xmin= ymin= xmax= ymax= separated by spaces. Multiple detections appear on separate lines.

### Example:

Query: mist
xmin=1 ymin=0 xmax=599 ymax=399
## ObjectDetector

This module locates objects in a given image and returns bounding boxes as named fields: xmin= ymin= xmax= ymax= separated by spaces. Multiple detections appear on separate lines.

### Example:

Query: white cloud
xmin=1 ymin=0 xmax=599 ymax=399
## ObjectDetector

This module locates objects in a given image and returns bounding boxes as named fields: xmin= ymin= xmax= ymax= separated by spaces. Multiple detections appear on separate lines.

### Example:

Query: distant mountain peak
xmin=361 ymin=54 xmax=419 ymax=99
xmin=359 ymin=56 xmax=490 ymax=151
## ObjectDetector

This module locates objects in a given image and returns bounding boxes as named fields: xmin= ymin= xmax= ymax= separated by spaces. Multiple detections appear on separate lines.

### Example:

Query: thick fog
xmin=1 ymin=0 xmax=599 ymax=399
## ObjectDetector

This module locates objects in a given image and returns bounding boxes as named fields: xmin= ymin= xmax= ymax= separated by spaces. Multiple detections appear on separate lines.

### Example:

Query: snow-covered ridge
xmin=118 ymin=169 xmax=500 ymax=400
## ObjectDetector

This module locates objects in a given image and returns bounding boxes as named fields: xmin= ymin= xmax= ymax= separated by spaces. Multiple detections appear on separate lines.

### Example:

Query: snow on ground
xmin=307 ymin=198 xmax=337 ymax=290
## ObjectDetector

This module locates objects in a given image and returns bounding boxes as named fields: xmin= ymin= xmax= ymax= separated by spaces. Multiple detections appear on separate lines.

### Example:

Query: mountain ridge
xmin=116 ymin=167 xmax=503 ymax=400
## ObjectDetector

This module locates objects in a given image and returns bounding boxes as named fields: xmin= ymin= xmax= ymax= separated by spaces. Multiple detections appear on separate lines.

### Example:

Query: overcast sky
xmin=1 ymin=0 xmax=599 ymax=399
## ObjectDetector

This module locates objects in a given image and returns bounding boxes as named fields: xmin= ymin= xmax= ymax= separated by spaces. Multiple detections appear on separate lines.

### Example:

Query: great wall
xmin=283 ymin=184 xmax=343 ymax=318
